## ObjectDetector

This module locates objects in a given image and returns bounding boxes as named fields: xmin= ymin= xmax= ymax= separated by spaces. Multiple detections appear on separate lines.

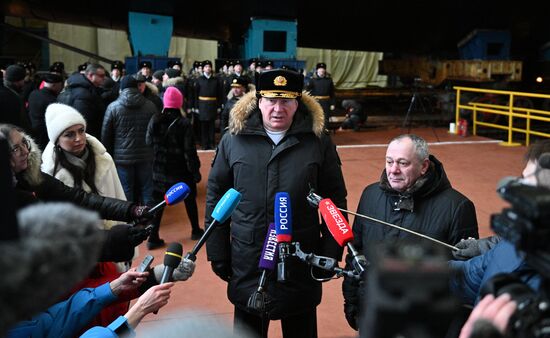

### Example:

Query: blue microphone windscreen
xmin=274 ymin=192 xmax=292 ymax=242
xmin=212 ymin=188 xmax=242 ymax=223
xmin=164 ymin=182 xmax=191 ymax=205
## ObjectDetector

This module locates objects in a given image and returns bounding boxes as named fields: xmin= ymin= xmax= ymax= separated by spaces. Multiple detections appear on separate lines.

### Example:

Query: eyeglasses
xmin=11 ymin=138 xmax=31 ymax=156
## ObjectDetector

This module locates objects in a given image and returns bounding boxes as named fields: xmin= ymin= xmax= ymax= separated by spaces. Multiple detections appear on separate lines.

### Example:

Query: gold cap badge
xmin=273 ymin=76 xmax=287 ymax=87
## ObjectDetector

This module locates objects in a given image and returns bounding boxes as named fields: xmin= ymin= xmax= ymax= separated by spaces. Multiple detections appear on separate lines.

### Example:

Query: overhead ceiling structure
xmin=2 ymin=0 xmax=549 ymax=58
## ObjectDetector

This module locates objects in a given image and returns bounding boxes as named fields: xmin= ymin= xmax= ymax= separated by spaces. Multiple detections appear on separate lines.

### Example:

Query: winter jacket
xmin=192 ymin=75 xmax=222 ymax=121
xmin=14 ymin=133 xmax=134 ymax=222
xmin=146 ymin=109 xmax=200 ymax=193
xmin=59 ymin=74 xmax=106 ymax=138
xmin=0 ymin=82 xmax=30 ymax=131
xmin=342 ymin=155 xmax=479 ymax=312
xmin=205 ymin=91 xmax=347 ymax=319
xmin=101 ymin=88 xmax=157 ymax=165
xmin=27 ymin=87 xmax=57 ymax=150
xmin=448 ymin=240 xmax=542 ymax=305
xmin=305 ymin=73 xmax=335 ymax=119
xmin=6 ymin=282 xmax=117 ymax=338
xmin=41 ymin=134 xmax=127 ymax=229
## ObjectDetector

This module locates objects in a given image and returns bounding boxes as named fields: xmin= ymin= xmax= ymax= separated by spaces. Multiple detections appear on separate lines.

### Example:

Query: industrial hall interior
xmin=2 ymin=1 xmax=550 ymax=338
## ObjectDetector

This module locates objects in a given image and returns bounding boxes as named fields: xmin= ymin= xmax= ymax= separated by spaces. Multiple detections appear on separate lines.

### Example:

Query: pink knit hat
xmin=163 ymin=87 xmax=183 ymax=109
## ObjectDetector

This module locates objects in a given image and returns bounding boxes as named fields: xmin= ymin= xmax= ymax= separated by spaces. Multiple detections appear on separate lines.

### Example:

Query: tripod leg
xmin=403 ymin=93 xmax=417 ymax=130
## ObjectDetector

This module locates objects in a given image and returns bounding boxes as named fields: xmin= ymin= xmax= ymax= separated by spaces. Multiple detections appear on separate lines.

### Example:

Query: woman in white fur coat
xmin=40 ymin=102 xmax=136 ymax=327
xmin=41 ymin=103 xmax=127 ymax=229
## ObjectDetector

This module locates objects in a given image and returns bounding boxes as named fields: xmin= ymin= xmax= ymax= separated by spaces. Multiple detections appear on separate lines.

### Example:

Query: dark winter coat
xmin=342 ymin=155 xmax=479 ymax=311
xmin=146 ymin=109 xmax=200 ymax=193
xmin=14 ymin=133 xmax=135 ymax=222
xmin=101 ymin=88 xmax=157 ymax=165
xmin=59 ymin=73 xmax=106 ymax=138
xmin=305 ymin=74 xmax=335 ymax=119
xmin=27 ymin=87 xmax=57 ymax=150
xmin=205 ymin=90 xmax=348 ymax=319
xmin=0 ymin=83 xmax=30 ymax=131
xmin=193 ymin=75 xmax=222 ymax=121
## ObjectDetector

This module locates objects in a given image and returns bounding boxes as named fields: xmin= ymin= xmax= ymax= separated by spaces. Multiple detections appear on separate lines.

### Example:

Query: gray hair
xmin=390 ymin=134 xmax=429 ymax=162
xmin=85 ymin=63 xmax=105 ymax=76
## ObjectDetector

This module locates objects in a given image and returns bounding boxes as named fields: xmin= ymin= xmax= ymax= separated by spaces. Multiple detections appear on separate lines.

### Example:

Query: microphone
xmin=160 ymin=242 xmax=183 ymax=284
xmin=154 ymin=242 xmax=182 ymax=314
xmin=148 ymin=182 xmax=191 ymax=215
xmin=308 ymin=189 xmax=459 ymax=251
xmin=318 ymin=198 xmax=367 ymax=276
xmin=247 ymin=223 xmax=278 ymax=312
xmin=185 ymin=188 xmax=241 ymax=261
xmin=275 ymin=192 xmax=292 ymax=282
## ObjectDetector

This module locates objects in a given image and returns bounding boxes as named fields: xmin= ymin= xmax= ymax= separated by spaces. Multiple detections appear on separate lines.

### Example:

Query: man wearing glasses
xmin=58 ymin=63 xmax=107 ymax=138
xmin=341 ymin=134 xmax=479 ymax=332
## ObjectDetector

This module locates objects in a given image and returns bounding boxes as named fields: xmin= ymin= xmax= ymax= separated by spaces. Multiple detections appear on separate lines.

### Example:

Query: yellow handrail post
xmin=455 ymin=88 xmax=461 ymax=126
xmin=473 ymin=105 xmax=477 ymax=135
xmin=526 ymin=111 xmax=531 ymax=146
xmin=507 ymin=94 xmax=514 ymax=145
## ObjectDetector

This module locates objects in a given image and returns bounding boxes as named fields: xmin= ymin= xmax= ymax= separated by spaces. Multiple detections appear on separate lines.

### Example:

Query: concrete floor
xmin=134 ymin=126 xmax=527 ymax=338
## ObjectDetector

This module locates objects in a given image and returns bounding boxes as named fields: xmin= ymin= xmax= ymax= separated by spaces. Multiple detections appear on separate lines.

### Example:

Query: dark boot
xmin=191 ymin=228 xmax=205 ymax=240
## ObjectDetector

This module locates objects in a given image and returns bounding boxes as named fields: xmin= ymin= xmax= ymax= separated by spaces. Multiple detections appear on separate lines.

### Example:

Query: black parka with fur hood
xmin=205 ymin=91 xmax=348 ymax=319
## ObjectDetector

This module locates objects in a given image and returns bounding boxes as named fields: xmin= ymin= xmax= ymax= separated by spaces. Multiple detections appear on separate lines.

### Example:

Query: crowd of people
xmin=0 ymin=58 xmax=545 ymax=338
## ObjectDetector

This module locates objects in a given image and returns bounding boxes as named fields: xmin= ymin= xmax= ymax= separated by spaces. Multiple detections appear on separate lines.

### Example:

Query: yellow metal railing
xmin=454 ymin=86 xmax=550 ymax=146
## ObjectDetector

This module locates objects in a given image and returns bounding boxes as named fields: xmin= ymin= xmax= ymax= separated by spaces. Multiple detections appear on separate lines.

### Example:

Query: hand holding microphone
xmin=152 ymin=242 xmax=182 ymax=314
xmin=153 ymin=258 xmax=195 ymax=282
xmin=132 ymin=182 xmax=190 ymax=226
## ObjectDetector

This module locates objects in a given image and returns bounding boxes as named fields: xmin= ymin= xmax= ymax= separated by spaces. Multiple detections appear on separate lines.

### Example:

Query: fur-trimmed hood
xmin=145 ymin=81 xmax=159 ymax=95
xmin=228 ymin=90 xmax=325 ymax=137
xmin=18 ymin=131 xmax=43 ymax=187
xmin=163 ymin=76 xmax=185 ymax=88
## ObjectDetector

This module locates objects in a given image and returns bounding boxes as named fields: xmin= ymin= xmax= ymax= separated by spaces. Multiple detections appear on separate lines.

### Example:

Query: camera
xmin=361 ymin=241 xmax=459 ymax=338
xmin=482 ymin=183 xmax=550 ymax=337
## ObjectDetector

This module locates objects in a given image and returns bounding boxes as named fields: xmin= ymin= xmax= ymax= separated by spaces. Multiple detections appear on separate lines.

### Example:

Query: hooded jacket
xmin=342 ymin=155 xmax=479 ymax=312
xmin=205 ymin=91 xmax=347 ymax=319
xmin=101 ymin=88 xmax=157 ymax=165
xmin=41 ymin=134 xmax=127 ymax=229
xmin=146 ymin=109 xmax=200 ymax=192
xmin=60 ymin=74 xmax=106 ymax=138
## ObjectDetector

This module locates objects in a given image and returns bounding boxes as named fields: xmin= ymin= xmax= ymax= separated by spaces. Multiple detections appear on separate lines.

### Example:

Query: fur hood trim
xmin=229 ymin=90 xmax=325 ymax=137
xmin=20 ymin=131 xmax=43 ymax=186
xmin=145 ymin=81 xmax=159 ymax=95
xmin=163 ymin=77 xmax=185 ymax=88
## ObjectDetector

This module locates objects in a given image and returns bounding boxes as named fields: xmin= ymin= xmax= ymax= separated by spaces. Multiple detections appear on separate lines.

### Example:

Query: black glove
xmin=211 ymin=260 xmax=232 ymax=282
xmin=127 ymin=225 xmax=151 ymax=246
xmin=131 ymin=205 xmax=152 ymax=225
xmin=344 ymin=302 xmax=359 ymax=331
